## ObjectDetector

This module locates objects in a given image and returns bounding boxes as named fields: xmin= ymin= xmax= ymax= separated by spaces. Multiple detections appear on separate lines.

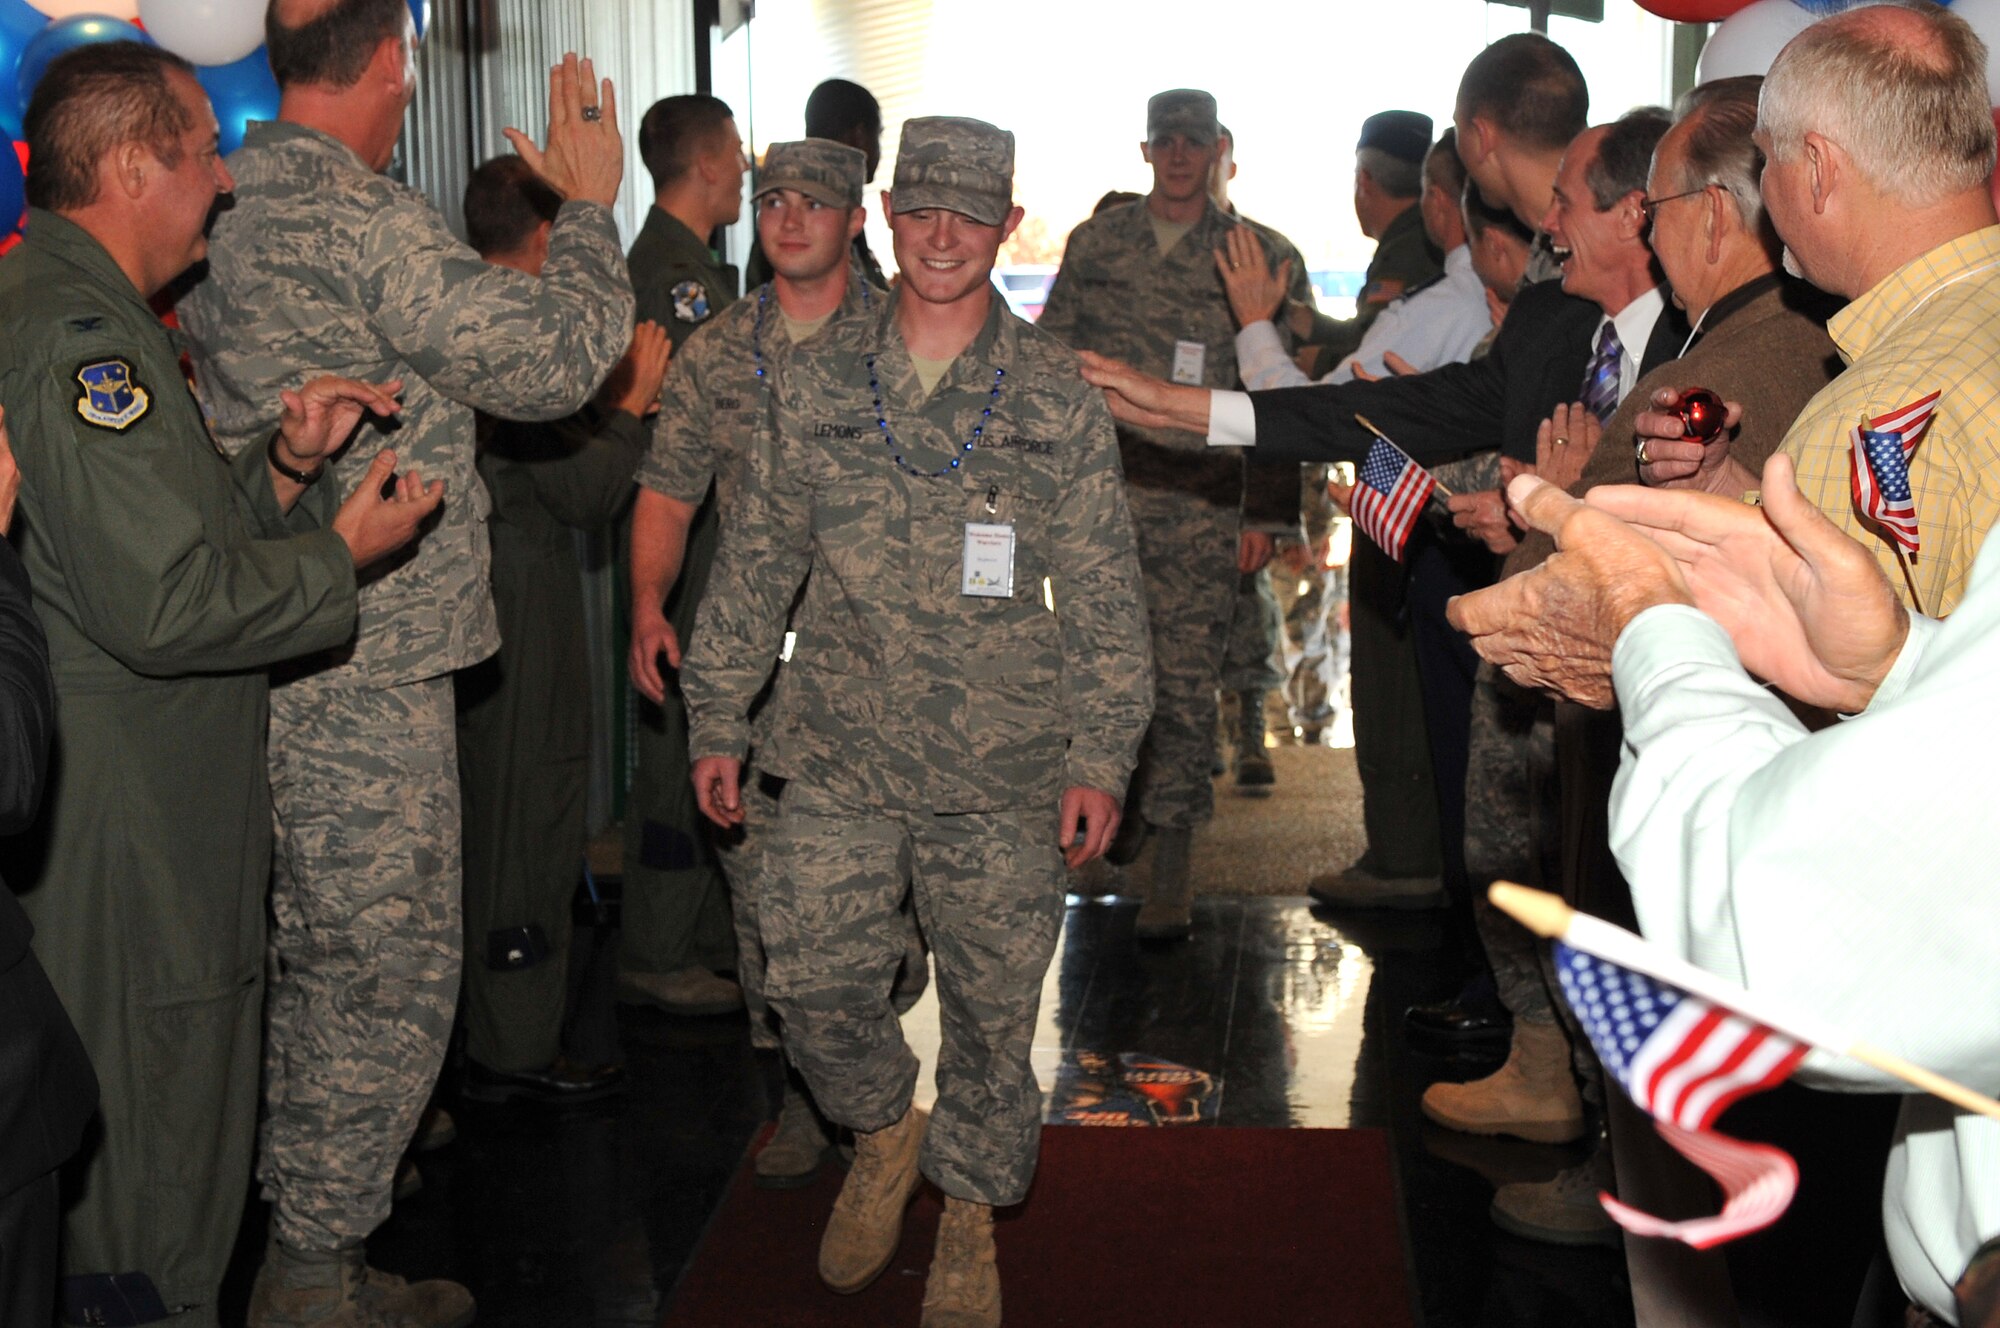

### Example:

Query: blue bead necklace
xmin=866 ymin=357 xmax=1005 ymax=479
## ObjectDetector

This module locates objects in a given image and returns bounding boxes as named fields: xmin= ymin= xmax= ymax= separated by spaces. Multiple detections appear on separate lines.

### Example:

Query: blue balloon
xmin=195 ymin=46 xmax=279 ymax=158
xmin=407 ymin=0 xmax=429 ymax=39
xmin=17 ymin=16 xmax=153 ymax=120
xmin=0 ymin=139 xmax=21 ymax=238
xmin=0 ymin=0 xmax=42 ymax=141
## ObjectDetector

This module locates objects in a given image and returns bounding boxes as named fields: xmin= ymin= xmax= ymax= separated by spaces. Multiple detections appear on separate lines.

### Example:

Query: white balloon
xmin=134 ymin=0 xmax=266 ymax=67
xmin=23 ymin=0 xmax=141 ymax=17
xmin=1950 ymin=0 xmax=2000 ymax=103
xmin=1696 ymin=0 xmax=1821 ymax=83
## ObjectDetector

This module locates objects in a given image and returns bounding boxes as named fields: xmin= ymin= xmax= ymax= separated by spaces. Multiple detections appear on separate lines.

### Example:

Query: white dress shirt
xmin=1234 ymin=244 xmax=1492 ymax=392
xmin=1608 ymin=538 xmax=2000 ymax=1321
xmin=1593 ymin=283 xmax=1667 ymax=406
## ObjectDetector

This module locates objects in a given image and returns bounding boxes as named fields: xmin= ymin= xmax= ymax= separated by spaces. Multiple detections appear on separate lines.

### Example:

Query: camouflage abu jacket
xmin=179 ymin=120 xmax=634 ymax=690
xmin=681 ymin=287 xmax=1154 ymax=813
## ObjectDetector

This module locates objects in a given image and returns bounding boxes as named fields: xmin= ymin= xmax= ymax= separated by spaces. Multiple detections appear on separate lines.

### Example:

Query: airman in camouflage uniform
xmin=629 ymin=138 xmax=915 ymax=1185
xmin=177 ymin=21 xmax=632 ymax=1319
xmin=1037 ymin=88 xmax=1307 ymax=939
xmin=620 ymin=94 xmax=749 ymax=1015
xmin=682 ymin=118 xmax=1151 ymax=1327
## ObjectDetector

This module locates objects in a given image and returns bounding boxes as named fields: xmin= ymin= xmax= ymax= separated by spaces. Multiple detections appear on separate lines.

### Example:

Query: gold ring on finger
xmin=1636 ymin=440 xmax=1653 ymax=466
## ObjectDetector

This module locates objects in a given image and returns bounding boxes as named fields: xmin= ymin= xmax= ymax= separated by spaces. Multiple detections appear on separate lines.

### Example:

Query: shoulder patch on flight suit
xmin=671 ymin=280 xmax=711 ymax=324
xmin=73 ymin=358 xmax=151 ymax=432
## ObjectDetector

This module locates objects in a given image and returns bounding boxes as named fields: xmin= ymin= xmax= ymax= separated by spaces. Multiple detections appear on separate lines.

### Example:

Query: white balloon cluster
xmin=1699 ymin=0 xmax=2000 ymax=101
xmin=132 ymin=0 xmax=266 ymax=68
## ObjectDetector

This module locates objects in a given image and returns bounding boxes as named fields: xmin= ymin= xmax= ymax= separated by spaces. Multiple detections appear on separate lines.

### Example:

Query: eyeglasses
xmin=1639 ymin=184 xmax=1713 ymax=236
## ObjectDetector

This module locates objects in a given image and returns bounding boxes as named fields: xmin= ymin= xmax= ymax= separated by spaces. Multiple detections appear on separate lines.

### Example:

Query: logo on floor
xmin=1052 ymin=1051 xmax=1221 ymax=1125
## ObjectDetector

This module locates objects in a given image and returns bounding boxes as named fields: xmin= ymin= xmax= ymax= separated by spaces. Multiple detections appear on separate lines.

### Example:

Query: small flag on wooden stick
xmin=1347 ymin=421 xmax=1437 ymax=563
xmin=1492 ymin=882 xmax=2000 ymax=1248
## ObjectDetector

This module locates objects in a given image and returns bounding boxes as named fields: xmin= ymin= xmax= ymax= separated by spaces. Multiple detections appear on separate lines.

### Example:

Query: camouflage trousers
xmin=263 ymin=675 xmax=461 ymax=1252
xmin=1271 ymin=559 xmax=1345 ymax=730
xmin=759 ymin=782 xmax=1064 ymax=1207
xmin=721 ymin=770 xmax=930 ymax=1054
xmin=1126 ymin=488 xmax=1239 ymax=829
xmin=1463 ymin=663 xmax=1558 ymax=1027
xmin=1219 ymin=567 xmax=1285 ymax=696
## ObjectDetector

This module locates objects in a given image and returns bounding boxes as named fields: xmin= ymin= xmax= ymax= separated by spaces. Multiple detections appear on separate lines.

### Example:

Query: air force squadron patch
xmin=671 ymin=280 xmax=711 ymax=324
xmin=74 ymin=358 xmax=151 ymax=431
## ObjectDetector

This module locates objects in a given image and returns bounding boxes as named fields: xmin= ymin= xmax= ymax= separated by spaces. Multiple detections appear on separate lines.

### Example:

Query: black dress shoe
xmin=1405 ymin=998 xmax=1512 ymax=1043
xmin=461 ymin=1055 xmax=627 ymax=1105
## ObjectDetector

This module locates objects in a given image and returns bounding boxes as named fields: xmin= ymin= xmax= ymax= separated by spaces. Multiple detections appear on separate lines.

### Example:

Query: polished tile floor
xmin=222 ymin=894 xmax=1898 ymax=1327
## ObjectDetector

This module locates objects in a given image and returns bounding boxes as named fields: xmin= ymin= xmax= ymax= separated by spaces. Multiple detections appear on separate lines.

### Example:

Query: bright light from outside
xmin=717 ymin=0 xmax=1676 ymax=309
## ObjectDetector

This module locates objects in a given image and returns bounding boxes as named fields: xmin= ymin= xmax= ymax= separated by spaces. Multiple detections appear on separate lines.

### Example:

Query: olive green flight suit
xmin=621 ymin=208 xmax=741 ymax=980
xmin=457 ymin=408 xmax=645 ymax=1072
xmin=0 ymin=210 xmax=357 ymax=1327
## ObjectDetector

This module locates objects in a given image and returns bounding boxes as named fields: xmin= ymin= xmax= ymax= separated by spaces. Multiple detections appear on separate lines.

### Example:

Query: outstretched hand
xmin=1585 ymin=452 xmax=1908 ymax=713
xmin=505 ymin=53 xmax=623 ymax=208
xmin=1446 ymin=475 xmax=1692 ymax=707
xmin=1077 ymin=351 xmax=1213 ymax=440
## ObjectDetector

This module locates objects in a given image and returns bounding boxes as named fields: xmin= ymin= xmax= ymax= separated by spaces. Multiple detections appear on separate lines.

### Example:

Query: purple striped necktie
xmin=1581 ymin=320 xmax=1624 ymax=422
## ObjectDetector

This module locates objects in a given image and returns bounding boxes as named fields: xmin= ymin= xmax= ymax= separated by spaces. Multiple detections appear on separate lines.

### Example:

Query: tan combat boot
xmin=921 ymin=1196 xmax=1001 ymax=1328
xmin=818 ymin=1103 xmax=928 ymax=1293
xmin=1420 ymin=1019 xmax=1586 ymax=1144
xmin=247 ymin=1240 xmax=475 ymax=1328
xmin=755 ymin=1083 xmax=830 ymax=1189
xmin=1133 ymin=827 xmax=1194 ymax=942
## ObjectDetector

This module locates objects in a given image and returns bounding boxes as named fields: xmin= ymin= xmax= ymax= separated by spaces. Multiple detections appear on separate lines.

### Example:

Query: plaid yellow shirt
xmin=1782 ymin=224 xmax=2000 ymax=614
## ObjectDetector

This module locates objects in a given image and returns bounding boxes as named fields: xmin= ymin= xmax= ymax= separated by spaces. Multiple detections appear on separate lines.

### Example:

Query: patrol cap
xmin=1356 ymin=110 xmax=1434 ymax=166
xmin=890 ymin=116 xmax=1015 ymax=226
xmin=1147 ymin=89 xmax=1219 ymax=145
xmin=754 ymin=138 xmax=867 ymax=209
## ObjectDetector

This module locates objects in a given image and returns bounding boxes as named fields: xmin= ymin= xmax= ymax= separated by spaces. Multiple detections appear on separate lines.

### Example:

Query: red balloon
xmin=1636 ymin=0 xmax=1756 ymax=20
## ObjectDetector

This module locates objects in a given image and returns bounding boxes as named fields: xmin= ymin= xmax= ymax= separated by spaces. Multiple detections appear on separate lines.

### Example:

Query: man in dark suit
xmin=0 ymin=422 xmax=98 ymax=1327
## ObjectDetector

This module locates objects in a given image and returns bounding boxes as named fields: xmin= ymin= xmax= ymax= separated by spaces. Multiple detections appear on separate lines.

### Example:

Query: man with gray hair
xmin=1636 ymin=0 xmax=2000 ymax=619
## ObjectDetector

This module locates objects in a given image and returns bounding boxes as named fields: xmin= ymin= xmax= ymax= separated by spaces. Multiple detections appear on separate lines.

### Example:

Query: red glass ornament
xmin=1678 ymin=388 xmax=1726 ymax=441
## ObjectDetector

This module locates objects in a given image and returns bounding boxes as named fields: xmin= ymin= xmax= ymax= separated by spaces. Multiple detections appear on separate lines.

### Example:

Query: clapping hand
xmin=1585 ymin=452 xmax=1908 ymax=713
xmin=1446 ymin=475 xmax=1692 ymax=708
xmin=602 ymin=321 xmax=672 ymax=419
xmin=276 ymin=376 xmax=403 ymax=471
xmin=1214 ymin=226 xmax=1289 ymax=328
xmin=505 ymin=53 xmax=623 ymax=208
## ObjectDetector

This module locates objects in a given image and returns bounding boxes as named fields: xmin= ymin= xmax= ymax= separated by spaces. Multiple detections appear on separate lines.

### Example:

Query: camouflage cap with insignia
xmin=755 ymin=138 xmax=867 ymax=209
xmin=1146 ymin=89 xmax=1219 ymax=146
xmin=890 ymin=116 xmax=1015 ymax=226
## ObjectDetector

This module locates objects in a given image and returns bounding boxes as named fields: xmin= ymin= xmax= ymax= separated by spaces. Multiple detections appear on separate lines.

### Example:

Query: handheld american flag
xmin=1494 ymin=883 xmax=2000 ymax=1250
xmin=1553 ymin=943 xmax=1806 ymax=1247
xmin=1352 ymin=436 xmax=1435 ymax=562
xmin=1849 ymin=391 xmax=1939 ymax=554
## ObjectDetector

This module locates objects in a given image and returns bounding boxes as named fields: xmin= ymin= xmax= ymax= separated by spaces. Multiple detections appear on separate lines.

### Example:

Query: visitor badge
xmin=962 ymin=522 xmax=1015 ymax=598
xmin=1171 ymin=339 xmax=1206 ymax=386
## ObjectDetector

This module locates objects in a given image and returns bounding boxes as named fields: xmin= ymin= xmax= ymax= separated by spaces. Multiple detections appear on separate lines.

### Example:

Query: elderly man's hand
xmin=1585 ymin=452 xmax=1908 ymax=713
xmin=506 ymin=53 xmax=624 ymax=208
xmin=1633 ymin=386 xmax=1754 ymax=493
xmin=1215 ymin=226 xmax=1288 ymax=328
xmin=1448 ymin=488 xmax=1518 ymax=555
xmin=1078 ymin=351 xmax=1212 ymax=440
xmin=1447 ymin=476 xmax=1692 ymax=707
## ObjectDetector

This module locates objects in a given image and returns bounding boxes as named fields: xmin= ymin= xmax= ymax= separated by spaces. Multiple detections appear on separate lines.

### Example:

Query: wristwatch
xmin=267 ymin=430 xmax=324 ymax=486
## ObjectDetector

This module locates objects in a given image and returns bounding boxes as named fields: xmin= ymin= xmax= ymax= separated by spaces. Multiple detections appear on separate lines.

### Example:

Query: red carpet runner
xmin=663 ymin=1125 xmax=1415 ymax=1326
